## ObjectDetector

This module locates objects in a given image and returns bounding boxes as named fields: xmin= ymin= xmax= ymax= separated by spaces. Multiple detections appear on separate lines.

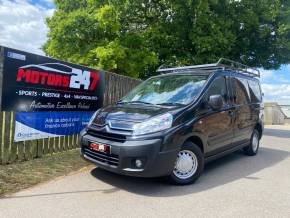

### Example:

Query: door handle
xmin=228 ymin=110 xmax=235 ymax=117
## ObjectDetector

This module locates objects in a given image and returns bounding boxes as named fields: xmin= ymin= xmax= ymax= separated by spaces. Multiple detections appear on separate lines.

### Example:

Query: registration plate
xmin=90 ymin=142 xmax=111 ymax=154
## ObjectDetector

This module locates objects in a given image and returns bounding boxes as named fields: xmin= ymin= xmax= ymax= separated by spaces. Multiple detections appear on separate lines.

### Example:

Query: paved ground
xmin=0 ymin=127 xmax=289 ymax=218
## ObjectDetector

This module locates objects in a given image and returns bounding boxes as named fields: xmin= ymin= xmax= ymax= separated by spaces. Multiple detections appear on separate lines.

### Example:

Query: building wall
xmin=264 ymin=102 xmax=287 ymax=125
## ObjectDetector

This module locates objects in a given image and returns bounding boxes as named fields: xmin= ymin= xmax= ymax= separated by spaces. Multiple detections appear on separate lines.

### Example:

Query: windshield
xmin=120 ymin=74 xmax=208 ymax=105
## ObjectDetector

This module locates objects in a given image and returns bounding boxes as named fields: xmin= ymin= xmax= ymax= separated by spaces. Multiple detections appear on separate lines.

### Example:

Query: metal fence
xmin=0 ymin=72 xmax=141 ymax=164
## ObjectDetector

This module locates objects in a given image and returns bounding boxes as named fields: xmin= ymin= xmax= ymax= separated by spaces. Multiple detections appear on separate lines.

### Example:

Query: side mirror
xmin=208 ymin=95 xmax=223 ymax=111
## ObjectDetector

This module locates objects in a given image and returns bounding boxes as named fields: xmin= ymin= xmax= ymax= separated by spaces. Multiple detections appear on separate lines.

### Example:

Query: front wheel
xmin=243 ymin=129 xmax=260 ymax=156
xmin=168 ymin=141 xmax=204 ymax=185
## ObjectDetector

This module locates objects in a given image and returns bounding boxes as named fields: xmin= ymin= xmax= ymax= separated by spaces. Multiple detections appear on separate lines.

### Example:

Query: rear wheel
xmin=243 ymin=129 xmax=260 ymax=156
xmin=168 ymin=141 xmax=204 ymax=185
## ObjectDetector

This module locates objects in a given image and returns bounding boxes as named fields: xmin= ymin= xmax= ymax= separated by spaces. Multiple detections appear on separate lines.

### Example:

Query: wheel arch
xmin=186 ymin=135 xmax=204 ymax=153
xmin=254 ymin=122 xmax=263 ymax=139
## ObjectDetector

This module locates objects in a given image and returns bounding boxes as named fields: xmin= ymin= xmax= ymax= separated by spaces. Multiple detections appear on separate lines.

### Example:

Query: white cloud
xmin=261 ymin=83 xmax=290 ymax=104
xmin=0 ymin=0 xmax=54 ymax=55
xmin=260 ymin=66 xmax=290 ymax=84
xmin=259 ymin=69 xmax=274 ymax=81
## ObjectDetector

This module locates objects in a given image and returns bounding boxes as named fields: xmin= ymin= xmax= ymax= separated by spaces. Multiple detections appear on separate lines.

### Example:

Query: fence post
xmin=76 ymin=134 xmax=79 ymax=148
xmin=2 ymin=111 xmax=12 ymax=164
xmin=31 ymin=140 xmax=38 ymax=158
xmin=37 ymin=139 xmax=43 ymax=158
xmin=54 ymin=136 xmax=60 ymax=153
xmin=71 ymin=134 xmax=75 ymax=148
xmin=24 ymin=140 xmax=32 ymax=160
xmin=43 ymin=138 xmax=49 ymax=155
xmin=48 ymin=137 xmax=54 ymax=155
xmin=59 ymin=136 xmax=65 ymax=152
xmin=0 ymin=112 xmax=2 ymax=164
xmin=9 ymin=112 xmax=17 ymax=162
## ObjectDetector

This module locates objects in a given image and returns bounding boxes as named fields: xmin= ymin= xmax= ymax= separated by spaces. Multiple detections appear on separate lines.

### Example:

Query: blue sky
xmin=28 ymin=0 xmax=55 ymax=9
xmin=0 ymin=0 xmax=289 ymax=105
xmin=260 ymin=65 xmax=290 ymax=105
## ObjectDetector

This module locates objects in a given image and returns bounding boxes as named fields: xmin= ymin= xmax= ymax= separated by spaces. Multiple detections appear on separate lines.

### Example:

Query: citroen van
xmin=80 ymin=59 xmax=264 ymax=185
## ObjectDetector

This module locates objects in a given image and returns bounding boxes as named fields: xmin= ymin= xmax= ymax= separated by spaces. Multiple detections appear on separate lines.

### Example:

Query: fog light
xmin=135 ymin=159 xmax=143 ymax=168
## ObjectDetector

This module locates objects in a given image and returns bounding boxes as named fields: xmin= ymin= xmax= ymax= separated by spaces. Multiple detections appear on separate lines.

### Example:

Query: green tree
xmin=44 ymin=0 xmax=290 ymax=78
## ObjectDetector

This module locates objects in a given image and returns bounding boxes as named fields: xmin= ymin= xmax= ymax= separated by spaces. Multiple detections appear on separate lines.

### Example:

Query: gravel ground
xmin=0 ymin=127 xmax=289 ymax=218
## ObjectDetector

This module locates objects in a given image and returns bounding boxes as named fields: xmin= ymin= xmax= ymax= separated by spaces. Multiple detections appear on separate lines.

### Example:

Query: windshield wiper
xmin=156 ymin=102 xmax=185 ymax=107
xmin=119 ymin=100 xmax=154 ymax=105
xmin=117 ymin=100 xmax=125 ymax=104
xmin=129 ymin=101 xmax=155 ymax=105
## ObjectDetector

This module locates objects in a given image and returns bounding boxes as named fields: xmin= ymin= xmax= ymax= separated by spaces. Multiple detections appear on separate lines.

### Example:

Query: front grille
xmin=87 ymin=129 xmax=126 ymax=143
xmin=83 ymin=147 xmax=119 ymax=167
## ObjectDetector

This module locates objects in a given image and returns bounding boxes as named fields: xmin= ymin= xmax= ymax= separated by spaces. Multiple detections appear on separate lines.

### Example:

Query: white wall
xmin=264 ymin=102 xmax=287 ymax=125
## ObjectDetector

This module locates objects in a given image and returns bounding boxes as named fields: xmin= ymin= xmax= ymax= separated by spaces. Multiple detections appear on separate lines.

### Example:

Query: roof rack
xmin=157 ymin=58 xmax=260 ymax=78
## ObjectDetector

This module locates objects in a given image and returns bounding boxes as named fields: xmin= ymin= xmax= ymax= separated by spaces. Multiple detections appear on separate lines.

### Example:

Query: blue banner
xmin=14 ymin=111 xmax=94 ymax=142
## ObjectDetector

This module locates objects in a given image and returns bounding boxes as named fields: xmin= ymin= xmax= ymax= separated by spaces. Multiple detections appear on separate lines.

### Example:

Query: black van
xmin=80 ymin=59 xmax=264 ymax=185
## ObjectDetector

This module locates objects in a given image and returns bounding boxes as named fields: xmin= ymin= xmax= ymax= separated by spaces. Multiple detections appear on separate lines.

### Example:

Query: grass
xmin=0 ymin=149 xmax=91 ymax=197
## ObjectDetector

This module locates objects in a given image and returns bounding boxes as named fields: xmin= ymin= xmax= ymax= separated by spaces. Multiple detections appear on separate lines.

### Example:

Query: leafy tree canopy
xmin=44 ymin=0 xmax=290 ymax=79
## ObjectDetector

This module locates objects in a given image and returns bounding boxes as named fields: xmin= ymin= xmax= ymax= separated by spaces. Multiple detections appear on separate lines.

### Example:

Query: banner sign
xmin=1 ymin=47 xmax=105 ymax=111
xmin=14 ymin=111 xmax=94 ymax=142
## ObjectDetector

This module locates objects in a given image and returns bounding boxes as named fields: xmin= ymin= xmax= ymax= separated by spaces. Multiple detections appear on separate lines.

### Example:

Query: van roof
xmin=157 ymin=58 xmax=260 ymax=78
xmin=153 ymin=69 xmax=260 ymax=83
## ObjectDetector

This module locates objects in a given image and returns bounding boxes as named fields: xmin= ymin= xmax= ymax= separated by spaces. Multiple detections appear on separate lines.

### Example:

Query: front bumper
xmin=80 ymin=133 xmax=178 ymax=178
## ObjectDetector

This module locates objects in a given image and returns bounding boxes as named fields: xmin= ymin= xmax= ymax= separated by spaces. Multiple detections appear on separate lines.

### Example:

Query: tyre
xmin=168 ymin=141 xmax=204 ymax=185
xmin=243 ymin=129 xmax=260 ymax=156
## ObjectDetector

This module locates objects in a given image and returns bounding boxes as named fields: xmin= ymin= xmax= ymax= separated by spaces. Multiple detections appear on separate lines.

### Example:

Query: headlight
xmin=132 ymin=113 xmax=173 ymax=136
xmin=87 ymin=110 xmax=100 ymax=126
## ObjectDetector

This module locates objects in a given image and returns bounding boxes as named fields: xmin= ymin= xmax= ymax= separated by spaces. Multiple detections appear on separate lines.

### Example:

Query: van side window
xmin=205 ymin=76 xmax=227 ymax=104
xmin=233 ymin=78 xmax=250 ymax=104
xmin=248 ymin=80 xmax=262 ymax=103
